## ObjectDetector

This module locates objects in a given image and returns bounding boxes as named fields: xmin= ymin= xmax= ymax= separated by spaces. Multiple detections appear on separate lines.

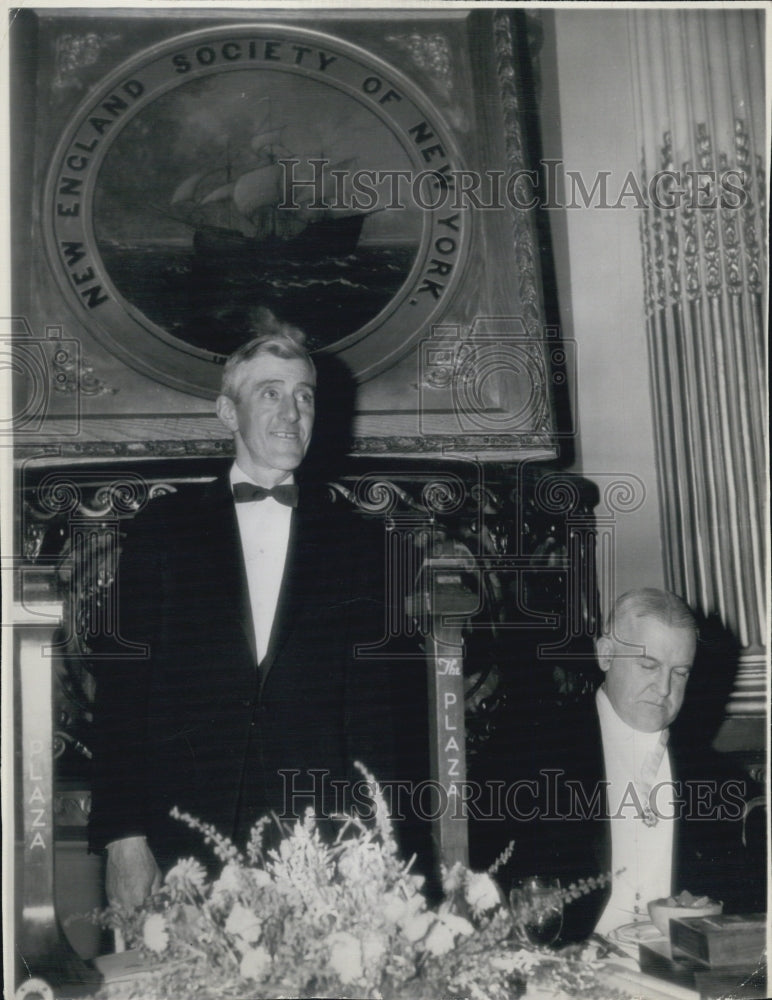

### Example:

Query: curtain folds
xmin=629 ymin=10 xmax=767 ymax=716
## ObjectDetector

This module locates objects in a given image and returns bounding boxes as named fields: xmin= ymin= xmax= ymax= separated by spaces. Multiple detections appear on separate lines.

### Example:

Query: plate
xmin=608 ymin=920 xmax=664 ymax=957
xmin=612 ymin=921 xmax=662 ymax=945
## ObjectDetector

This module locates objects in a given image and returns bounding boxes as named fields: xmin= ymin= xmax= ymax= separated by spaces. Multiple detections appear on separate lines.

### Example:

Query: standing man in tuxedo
xmin=88 ymin=313 xmax=424 ymax=908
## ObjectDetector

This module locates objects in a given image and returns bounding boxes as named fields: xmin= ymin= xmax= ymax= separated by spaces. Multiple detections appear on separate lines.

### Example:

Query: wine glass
xmin=509 ymin=876 xmax=564 ymax=947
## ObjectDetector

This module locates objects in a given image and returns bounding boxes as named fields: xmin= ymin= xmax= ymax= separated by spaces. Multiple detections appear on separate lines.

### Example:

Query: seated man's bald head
xmin=597 ymin=588 xmax=697 ymax=732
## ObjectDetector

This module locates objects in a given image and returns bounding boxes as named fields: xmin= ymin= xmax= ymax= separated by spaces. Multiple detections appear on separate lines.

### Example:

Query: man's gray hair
xmin=220 ymin=308 xmax=315 ymax=400
xmin=605 ymin=587 xmax=697 ymax=637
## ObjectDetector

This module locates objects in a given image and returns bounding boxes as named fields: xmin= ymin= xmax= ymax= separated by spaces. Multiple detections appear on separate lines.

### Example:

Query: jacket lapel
xmin=587 ymin=704 xmax=612 ymax=873
xmin=669 ymin=740 xmax=688 ymax=892
xmin=257 ymin=486 xmax=323 ymax=688
xmin=204 ymin=476 xmax=258 ymax=669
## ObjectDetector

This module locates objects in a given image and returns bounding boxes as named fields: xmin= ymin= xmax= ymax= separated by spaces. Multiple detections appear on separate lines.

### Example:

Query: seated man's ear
xmin=595 ymin=635 xmax=614 ymax=674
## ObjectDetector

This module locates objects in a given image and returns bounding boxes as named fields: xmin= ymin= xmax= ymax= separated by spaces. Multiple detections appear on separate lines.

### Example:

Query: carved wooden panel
xmin=16 ymin=458 xmax=599 ymax=783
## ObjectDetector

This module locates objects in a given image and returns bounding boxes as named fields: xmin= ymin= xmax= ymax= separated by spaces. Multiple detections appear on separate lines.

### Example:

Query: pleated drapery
xmin=629 ymin=9 xmax=767 ymax=717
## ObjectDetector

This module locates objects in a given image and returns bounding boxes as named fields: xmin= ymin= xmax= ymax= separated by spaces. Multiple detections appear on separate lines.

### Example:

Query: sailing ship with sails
xmin=170 ymin=120 xmax=370 ymax=267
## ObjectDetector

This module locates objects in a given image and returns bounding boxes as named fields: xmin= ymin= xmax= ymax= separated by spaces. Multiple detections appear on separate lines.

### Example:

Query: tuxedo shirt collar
xmin=230 ymin=461 xmax=296 ymax=494
xmin=596 ymin=685 xmax=663 ymax=754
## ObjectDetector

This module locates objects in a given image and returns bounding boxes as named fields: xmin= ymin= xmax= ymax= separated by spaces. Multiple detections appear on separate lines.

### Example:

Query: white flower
xmin=225 ymin=902 xmax=262 ymax=944
xmin=465 ymin=872 xmax=501 ymax=915
xmin=328 ymin=931 xmax=363 ymax=985
xmin=142 ymin=913 xmax=169 ymax=953
xmin=490 ymin=953 xmax=520 ymax=974
xmin=439 ymin=912 xmax=474 ymax=938
xmin=165 ymin=858 xmax=208 ymax=892
xmin=211 ymin=862 xmax=243 ymax=897
xmin=249 ymin=868 xmax=272 ymax=889
xmin=382 ymin=891 xmax=408 ymax=925
xmin=401 ymin=911 xmax=433 ymax=943
xmin=423 ymin=920 xmax=455 ymax=956
xmin=361 ymin=931 xmax=387 ymax=969
xmin=239 ymin=945 xmax=272 ymax=982
xmin=422 ymin=911 xmax=474 ymax=957
xmin=442 ymin=861 xmax=465 ymax=895
xmin=406 ymin=872 xmax=426 ymax=894
xmin=492 ymin=949 xmax=541 ymax=974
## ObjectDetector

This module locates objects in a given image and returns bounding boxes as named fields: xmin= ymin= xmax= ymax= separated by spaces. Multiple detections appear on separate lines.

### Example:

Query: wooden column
xmin=417 ymin=555 xmax=480 ymax=873
xmin=14 ymin=601 xmax=102 ymax=998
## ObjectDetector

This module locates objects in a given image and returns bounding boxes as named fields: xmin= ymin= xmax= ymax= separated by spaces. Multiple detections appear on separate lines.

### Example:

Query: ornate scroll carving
xmin=53 ymin=31 xmax=120 ymax=90
xmin=49 ymin=339 xmax=115 ymax=397
xmin=386 ymin=32 xmax=453 ymax=92
xmin=19 ymin=460 xmax=599 ymax=772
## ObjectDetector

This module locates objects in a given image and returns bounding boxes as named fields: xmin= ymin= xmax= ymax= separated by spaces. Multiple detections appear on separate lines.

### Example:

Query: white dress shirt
xmin=595 ymin=686 xmax=674 ymax=935
xmin=230 ymin=463 xmax=293 ymax=664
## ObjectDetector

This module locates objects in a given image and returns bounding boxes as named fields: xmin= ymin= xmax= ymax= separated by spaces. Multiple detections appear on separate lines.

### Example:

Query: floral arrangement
xmin=93 ymin=766 xmax=617 ymax=1000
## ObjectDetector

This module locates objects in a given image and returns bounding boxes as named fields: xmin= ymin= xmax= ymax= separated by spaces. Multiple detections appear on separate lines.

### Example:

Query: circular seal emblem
xmin=44 ymin=24 xmax=470 ymax=397
xmin=15 ymin=977 xmax=55 ymax=1000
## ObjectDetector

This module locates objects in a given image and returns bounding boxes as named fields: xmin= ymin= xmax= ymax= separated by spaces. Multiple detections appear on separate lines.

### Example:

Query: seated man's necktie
xmin=637 ymin=728 xmax=669 ymax=827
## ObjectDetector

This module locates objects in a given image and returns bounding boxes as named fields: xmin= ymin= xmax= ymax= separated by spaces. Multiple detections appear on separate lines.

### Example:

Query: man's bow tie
xmin=232 ymin=482 xmax=299 ymax=507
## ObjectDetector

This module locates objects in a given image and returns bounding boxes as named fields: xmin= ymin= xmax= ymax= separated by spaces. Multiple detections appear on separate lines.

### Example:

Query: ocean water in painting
xmin=98 ymin=240 xmax=416 ymax=356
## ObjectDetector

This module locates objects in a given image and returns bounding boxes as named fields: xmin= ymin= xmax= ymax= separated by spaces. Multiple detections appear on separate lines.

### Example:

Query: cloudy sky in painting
xmin=94 ymin=69 xmax=422 ymax=244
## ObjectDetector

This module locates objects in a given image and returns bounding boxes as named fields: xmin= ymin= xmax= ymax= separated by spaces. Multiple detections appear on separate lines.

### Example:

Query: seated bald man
xmin=471 ymin=588 xmax=759 ymax=941
xmin=584 ymin=587 xmax=697 ymax=934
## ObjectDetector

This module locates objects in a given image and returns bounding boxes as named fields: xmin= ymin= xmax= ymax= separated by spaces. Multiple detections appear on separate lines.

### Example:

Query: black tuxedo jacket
xmin=470 ymin=694 xmax=759 ymax=941
xmin=88 ymin=475 xmax=428 ymax=871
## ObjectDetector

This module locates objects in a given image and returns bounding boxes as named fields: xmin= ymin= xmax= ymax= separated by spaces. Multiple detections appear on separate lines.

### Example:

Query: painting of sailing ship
xmin=94 ymin=71 xmax=422 ymax=358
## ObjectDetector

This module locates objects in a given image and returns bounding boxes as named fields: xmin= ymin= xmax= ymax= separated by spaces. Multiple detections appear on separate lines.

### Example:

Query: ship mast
xmin=226 ymin=139 xmax=233 ymax=232
xmin=266 ymin=100 xmax=277 ymax=240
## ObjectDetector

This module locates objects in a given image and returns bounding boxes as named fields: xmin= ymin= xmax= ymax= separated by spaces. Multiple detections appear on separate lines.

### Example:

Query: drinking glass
xmin=509 ymin=876 xmax=564 ymax=947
